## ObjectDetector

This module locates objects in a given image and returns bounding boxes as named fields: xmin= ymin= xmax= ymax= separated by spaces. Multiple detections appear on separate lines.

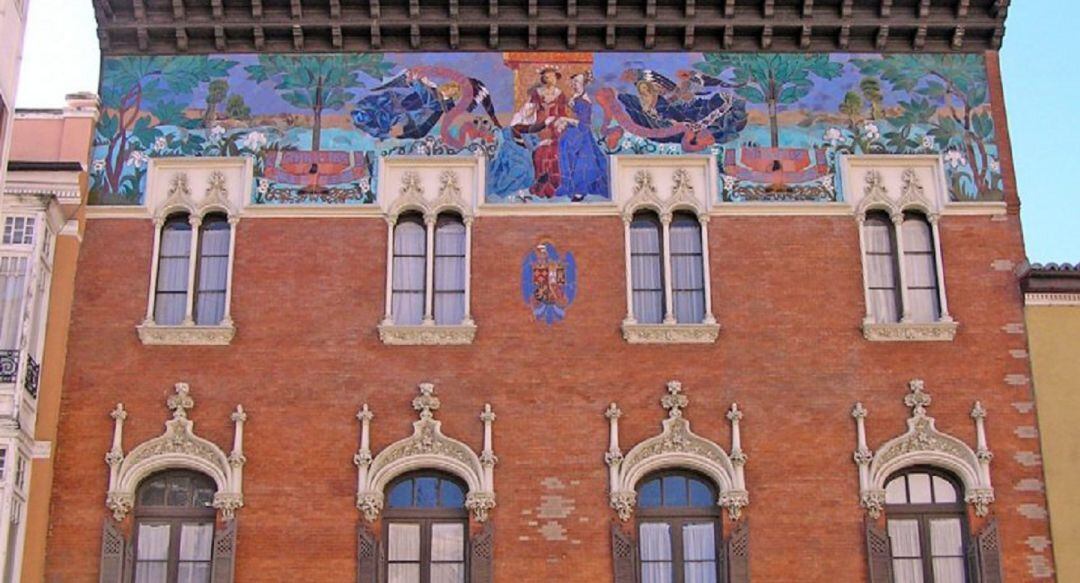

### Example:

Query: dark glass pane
xmin=662 ymin=475 xmax=689 ymax=507
xmin=388 ymin=480 xmax=414 ymax=508
xmin=193 ymin=482 xmax=215 ymax=508
xmin=638 ymin=478 xmax=662 ymax=508
xmin=439 ymin=479 xmax=465 ymax=508
xmin=415 ymin=477 xmax=439 ymax=508
xmin=139 ymin=479 xmax=166 ymax=506
xmin=688 ymin=478 xmax=713 ymax=507
xmin=166 ymin=476 xmax=190 ymax=506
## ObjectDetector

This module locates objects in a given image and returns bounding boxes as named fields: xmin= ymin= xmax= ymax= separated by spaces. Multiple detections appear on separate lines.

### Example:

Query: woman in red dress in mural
xmin=516 ymin=67 xmax=569 ymax=199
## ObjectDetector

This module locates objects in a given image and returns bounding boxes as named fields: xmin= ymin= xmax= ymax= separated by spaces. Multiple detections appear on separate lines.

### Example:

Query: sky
xmin=14 ymin=0 xmax=1080 ymax=264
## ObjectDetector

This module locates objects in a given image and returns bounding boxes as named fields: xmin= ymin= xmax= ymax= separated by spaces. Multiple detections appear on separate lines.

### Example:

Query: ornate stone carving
xmin=622 ymin=167 xmax=705 ymax=222
xmin=851 ymin=379 xmax=993 ymax=518
xmin=621 ymin=322 xmax=721 ymax=344
xmin=155 ymin=173 xmax=196 ymax=222
xmin=200 ymin=171 xmax=239 ymax=217
xmin=388 ymin=168 xmax=472 ymax=222
xmin=897 ymin=167 xmax=931 ymax=214
xmin=136 ymin=323 xmax=236 ymax=346
xmin=377 ymin=323 xmax=477 ymax=345
xmin=607 ymin=381 xmax=747 ymax=522
xmin=105 ymin=383 xmax=247 ymax=521
xmin=862 ymin=321 xmax=958 ymax=342
xmin=357 ymin=383 xmax=496 ymax=522
xmin=855 ymin=170 xmax=891 ymax=217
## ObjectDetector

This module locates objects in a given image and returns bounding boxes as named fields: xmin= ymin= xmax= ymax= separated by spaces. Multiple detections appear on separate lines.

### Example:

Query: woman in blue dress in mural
xmin=554 ymin=72 xmax=610 ymax=202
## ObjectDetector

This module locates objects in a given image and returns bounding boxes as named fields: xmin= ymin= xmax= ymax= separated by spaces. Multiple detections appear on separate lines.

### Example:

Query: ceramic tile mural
xmin=90 ymin=52 xmax=1001 ymax=206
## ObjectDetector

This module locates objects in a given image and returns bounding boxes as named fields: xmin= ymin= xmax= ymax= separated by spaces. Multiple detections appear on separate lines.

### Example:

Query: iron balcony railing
xmin=0 ymin=349 xmax=41 ymax=399
xmin=24 ymin=354 xmax=40 ymax=399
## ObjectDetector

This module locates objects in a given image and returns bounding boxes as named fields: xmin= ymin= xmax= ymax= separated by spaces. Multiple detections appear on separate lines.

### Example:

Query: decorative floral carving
xmin=661 ymin=381 xmax=688 ymax=419
xmin=155 ymin=173 xmax=195 ymax=221
xmin=621 ymin=322 xmax=720 ymax=344
xmin=853 ymin=447 xmax=874 ymax=466
xmin=136 ymin=323 xmax=236 ymax=346
xmin=106 ymin=492 xmax=133 ymax=522
xmin=213 ymin=493 xmax=244 ymax=520
xmin=357 ymin=492 xmax=384 ymax=522
xmin=861 ymin=490 xmax=886 ymax=519
xmin=622 ymin=168 xmax=706 ymax=222
xmin=719 ymin=490 xmax=749 ymax=521
xmin=377 ymin=323 xmax=477 ymax=345
xmin=465 ymin=492 xmax=497 ymax=523
xmin=610 ymin=491 xmax=637 ymax=522
xmin=862 ymin=321 xmax=957 ymax=342
xmin=200 ymin=171 xmax=238 ymax=217
xmin=965 ymin=488 xmax=995 ymax=517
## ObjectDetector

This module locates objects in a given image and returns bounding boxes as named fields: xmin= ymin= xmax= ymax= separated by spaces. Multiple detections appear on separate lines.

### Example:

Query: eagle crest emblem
xmin=521 ymin=242 xmax=577 ymax=324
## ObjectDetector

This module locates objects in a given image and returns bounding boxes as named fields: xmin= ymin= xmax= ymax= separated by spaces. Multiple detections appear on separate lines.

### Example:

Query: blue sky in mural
xmin=13 ymin=0 xmax=1080 ymax=261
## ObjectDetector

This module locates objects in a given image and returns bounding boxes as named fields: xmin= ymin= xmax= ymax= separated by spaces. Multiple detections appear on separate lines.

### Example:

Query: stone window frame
xmin=137 ymin=172 xmax=239 ymax=346
xmin=620 ymin=169 xmax=720 ymax=345
xmin=377 ymin=170 xmax=477 ymax=346
xmin=855 ymin=168 xmax=957 ymax=342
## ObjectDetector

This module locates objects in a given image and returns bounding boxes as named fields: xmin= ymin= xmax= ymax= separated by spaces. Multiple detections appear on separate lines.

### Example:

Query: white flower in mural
xmin=210 ymin=125 xmax=227 ymax=140
xmin=722 ymin=174 xmax=737 ymax=194
xmin=944 ymin=150 xmax=967 ymax=169
xmin=256 ymin=178 xmax=270 ymax=196
xmin=125 ymin=151 xmax=148 ymax=169
xmin=989 ymin=159 xmax=1001 ymax=174
xmin=861 ymin=122 xmax=880 ymax=142
xmin=921 ymin=135 xmax=935 ymax=150
xmin=152 ymin=136 xmax=168 ymax=153
xmin=824 ymin=127 xmax=843 ymax=145
xmin=92 ymin=159 xmax=105 ymax=172
xmin=241 ymin=131 xmax=267 ymax=152
xmin=358 ymin=177 xmax=371 ymax=194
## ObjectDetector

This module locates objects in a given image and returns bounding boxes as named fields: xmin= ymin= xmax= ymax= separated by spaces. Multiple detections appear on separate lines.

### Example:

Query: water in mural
xmin=521 ymin=242 xmax=577 ymax=325
xmin=90 ymin=52 xmax=1002 ymax=206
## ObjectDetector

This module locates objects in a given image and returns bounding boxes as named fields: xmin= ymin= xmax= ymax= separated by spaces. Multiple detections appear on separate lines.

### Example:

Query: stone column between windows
xmin=856 ymin=215 xmax=874 ymax=324
xmin=928 ymin=216 xmax=952 ymax=322
xmin=382 ymin=218 xmax=395 ymax=325
xmin=660 ymin=213 xmax=675 ymax=325
xmin=422 ymin=215 xmax=436 ymax=325
xmin=221 ymin=217 xmax=239 ymax=326
xmin=182 ymin=215 xmax=203 ymax=326
xmin=890 ymin=213 xmax=912 ymax=323
xmin=698 ymin=215 xmax=716 ymax=325
xmin=621 ymin=217 xmax=636 ymax=324
xmin=143 ymin=218 xmax=165 ymax=324
xmin=463 ymin=217 xmax=474 ymax=325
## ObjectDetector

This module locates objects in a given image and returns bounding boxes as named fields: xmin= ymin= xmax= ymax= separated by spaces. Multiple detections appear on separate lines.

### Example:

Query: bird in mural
xmin=675 ymin=70 xmax=747 ymax=98
xmin=373 ymin=71 xmax=501 ymax=129
xmin=620 ymin=68 xmax=682 ymax=120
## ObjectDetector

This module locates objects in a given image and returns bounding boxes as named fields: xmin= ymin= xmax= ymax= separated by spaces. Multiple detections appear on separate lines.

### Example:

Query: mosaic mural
xmin=522 ymin=242 xmax=576 ymax=325
xmin=90 ymin=52 xmax=1002 ymax=206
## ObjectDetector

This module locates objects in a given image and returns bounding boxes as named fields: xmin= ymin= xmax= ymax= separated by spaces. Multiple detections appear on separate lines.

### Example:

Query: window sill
xmin=377 ymin=322 xmax=477 ymax=346
xmin=861 ymin=320 xmax=958 ymax=342
xmin=136 ymin=322 xmax=236 ymax=346
xmin=621 ymin=321 xmax=721 ymax=344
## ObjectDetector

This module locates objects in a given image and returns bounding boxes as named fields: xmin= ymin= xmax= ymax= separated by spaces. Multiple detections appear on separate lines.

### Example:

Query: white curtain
xmin=195 ymin=218 xmax=231 ymax=326
xmin=683 ymin=522 xmax=717 ymax=583
xmin=388 ymin=523 xmax=421 ymax=583
xmin=888 ymin=519 xmax=925 ymax=583
xmin=431 ymin=523 xmax=465 ymax=583
xmin=670 ymin=214 xmax=706 ymax=324
xmin=392 ymin=216 xmax=427 ymax=326
xmin=630 ymin=215 xmax=665 ymax=324
xmin=864 ymin=213 xmax=901 ymax=324
xmin=134 ymin=523 xmax=171 ymax=583
xmin=154 ymin=217 xmax=192 ymax=326
xmin=0 ymin=257 xmax=28 ymax=349
xmin=433 ymin=216 xmax=466 ymax=325
xmin=177 ymin=523 xmax=213 ymax=583
xmin=930 ymin=519 xmax=966 ymax=583
xmin=903 ymin=214 xmax=941 ymax=323
xmin=639 ymin=522 xmax=673 ymax=583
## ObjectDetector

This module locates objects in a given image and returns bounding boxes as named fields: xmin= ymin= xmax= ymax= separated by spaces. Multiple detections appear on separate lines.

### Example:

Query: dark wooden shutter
xmin=470 ymin=522 xmax=494 ymax=583
xmin=716 ymin=522 xmax=729 ymax=583
xmin=611 ymin=522 xmax=637 ymax=583
xmin=211 ymin=520 xmax=237 ymax=583
xmin=865 ymin=519 xmax=893 ymax=583
xmin=974 ymin=520 xmax=1003 ymax=583
xmin=357 ymin=523 xmax=378 ymax=583
xmin=99 ymin=519 xmax=127 ymax=583
xmin=726 ymin=519 xmax=750 ymax=583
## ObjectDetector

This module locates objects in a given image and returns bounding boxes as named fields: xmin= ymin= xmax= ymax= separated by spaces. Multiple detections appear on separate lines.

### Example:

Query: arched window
xmin=392 ymin=213 xmax=428 ymax=325
xmin=194 ymin=213 xmax=231 ymax=325
xmin=884 ymin=468 xmax=968 ymax=583
xmin=636 ymin=471 xmax=721 ymax=583
xmin=154 ymin=214 xmax=194 ymax=326
xmin=433 ymin=213 xmax=467 ymax=325
xmin=669 ymin=212 xmax=705 ymax=324
xmin=133 ymin=470 xmax=217 ymax=583
xmin=901 ymin=212 xmax=941 ymax=323
xmin=383 ymin=472 xmax=469 ymax=583
xmin=864 ymin=210 xmax=901 ymax=324
xmin=629 ymin=211 xmax=665 ymax=325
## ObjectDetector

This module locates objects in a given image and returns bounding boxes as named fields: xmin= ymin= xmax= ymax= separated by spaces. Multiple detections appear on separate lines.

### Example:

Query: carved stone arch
xmin=896 ymin=167 xmax=937 ymax=219
xmin=153 ymin=172 xmax=198 ymax=224
xmin=854 ymin=169 xmax=897 ymax=219
xmin=197 ymin=170 xmax=240 ymax=220
xmin=852 ymin=379 xmax=994 ymax=519
xmin=605 ymin=381 xmax=748 ymax=522
xmin=105 ymin=383 xmax=247 ymax=522
xmin=355 ymin=383 xmax=497 ymax=523
xmin=622 ymin=168 xmax=706 ymax=223
xmin=387 ymin=169 xmax=472 ymax=224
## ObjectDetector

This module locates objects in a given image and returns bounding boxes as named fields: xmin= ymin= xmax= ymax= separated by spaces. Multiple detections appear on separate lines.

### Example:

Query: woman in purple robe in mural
xmin=554 ymin=72 xmax=610 ymax=202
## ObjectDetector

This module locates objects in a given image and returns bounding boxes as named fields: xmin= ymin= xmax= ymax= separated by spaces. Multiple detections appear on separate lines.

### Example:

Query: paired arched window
xmin=152 ymin=212 xmax=233 ymax=327
xmin=861 ymin=210 xmax=944 ymax=325
xmin=884 ymin=468 xmax=968 ymax=583
xmin=628 ymin=211 xmax=707 ymax=325
xmin=636 ymin=471 xmax=721 ymax=583
xmin=383 ymin=472 xmax=469 ymax=583
xmin=390 ymin=212 xmax=469 ymax=327
xmin=133 ymin=470 xmax=217 ymax=583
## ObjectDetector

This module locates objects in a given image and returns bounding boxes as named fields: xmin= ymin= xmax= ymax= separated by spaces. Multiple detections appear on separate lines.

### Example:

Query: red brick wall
xmin=44 ymin=201 xmax=1054 ymax=581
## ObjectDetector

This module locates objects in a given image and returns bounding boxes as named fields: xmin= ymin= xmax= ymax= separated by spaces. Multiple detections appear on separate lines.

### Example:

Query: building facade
xmin=0 ymin=0 xmax=31 ymax=208
xmin=46 ymin=1 xmax=1056 ymax=582
xmin=1019 ymin=263 xmax=1080 ymax=583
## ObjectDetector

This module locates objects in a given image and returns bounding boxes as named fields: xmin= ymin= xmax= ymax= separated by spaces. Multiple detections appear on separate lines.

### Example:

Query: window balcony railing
xmin=0 ymin=350 xmax=17 ymax=383
xmin=23 ymin=354 xmax=39 ymax=399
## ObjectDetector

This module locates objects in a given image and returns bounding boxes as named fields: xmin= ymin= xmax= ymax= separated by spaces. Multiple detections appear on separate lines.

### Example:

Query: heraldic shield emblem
xmin=521 ymin=242 xmax=577 ymax=324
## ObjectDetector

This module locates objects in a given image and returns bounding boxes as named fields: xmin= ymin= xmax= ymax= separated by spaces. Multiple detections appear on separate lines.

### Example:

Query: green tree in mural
xmin=694 ymin=54 xmax=843 ymax=148
xmin=225 ymin=94 xmax=251 ymax=120
xmin=860 ymin=77 xmax=884 ymax=120
xmin=97 ymin=56 xmax=236 ymax=201
xmin=840 ymin=91 xmax=864 ymax=127
xmin=244 ymin=55 xmax=394 ymax=151
xmin=203 ymin=79 xmax=229 ymax=126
